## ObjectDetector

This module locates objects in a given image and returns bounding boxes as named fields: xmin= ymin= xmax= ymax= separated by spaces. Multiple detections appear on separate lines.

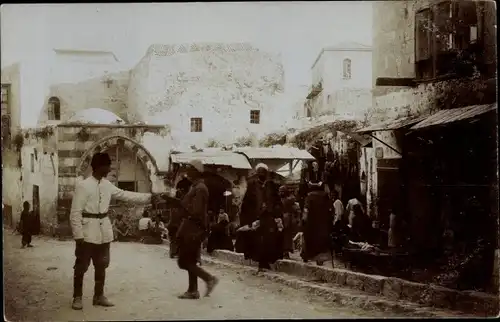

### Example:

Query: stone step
xmin=209 ymin=249 xmax=499 ymax=317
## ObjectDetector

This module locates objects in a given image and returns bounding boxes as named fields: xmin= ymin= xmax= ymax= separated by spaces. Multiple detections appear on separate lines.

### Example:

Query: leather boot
xmin=72 ymin=297 xmax=83 ymax=310
xmin=93 ymin=295 xmax=115 ymax=307
xmin=177 ymin=291 xmax=200 ymax=300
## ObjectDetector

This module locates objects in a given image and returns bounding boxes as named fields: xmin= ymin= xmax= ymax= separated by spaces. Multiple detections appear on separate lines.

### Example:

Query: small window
xmin=250 ymin=110 xmax=260 ymax=124
xmin=30 ymin=154 xmax=35 ymax=173
xmin=190 ymin=117 xmax=203 ymax=132
xmin=342 ymin=59 xmax=352 ymax=80
xmin=47 ymin=97 xmax=61 ymax=120
xmin=1 ymin=84 xmax=10 ymax=111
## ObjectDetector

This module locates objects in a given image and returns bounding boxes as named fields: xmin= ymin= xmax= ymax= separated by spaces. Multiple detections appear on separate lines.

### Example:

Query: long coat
xmin=301 ymin=190 xmax=334 ymax=261
xmin=236 ymin=176 xmax=266 ymax=260
xmin=281 ymin=195 xmax=300 ymax=252
xmin=239 ymin=176 xmax=266 ymax=227
xmin=255 ymin=180 xmax=284 ymax=264
xmin=177 ymin=179 xmax=209 ymax=243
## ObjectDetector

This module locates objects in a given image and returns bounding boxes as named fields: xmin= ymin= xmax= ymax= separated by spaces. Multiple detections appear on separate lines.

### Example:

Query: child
xmin=19 ymin=201 xmax=34 ymax=248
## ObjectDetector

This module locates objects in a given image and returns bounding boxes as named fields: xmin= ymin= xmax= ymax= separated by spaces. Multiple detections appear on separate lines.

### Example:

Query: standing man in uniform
xmin=70 ymin=152 xmax=162 ymax=310
xmin=177 ymin=159 xmax=219 ymax=299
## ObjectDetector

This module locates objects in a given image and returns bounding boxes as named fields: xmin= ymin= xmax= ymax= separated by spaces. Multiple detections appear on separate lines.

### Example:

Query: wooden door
xmin=32 ymin=185 xmax=41 ymax=235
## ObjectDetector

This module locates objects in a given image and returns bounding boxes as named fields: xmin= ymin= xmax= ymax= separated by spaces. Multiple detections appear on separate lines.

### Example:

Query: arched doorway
xmin=77 ymin=135 xmax=160 ymax=182
xmin=76 ymin=135 xmax=160 ymax=236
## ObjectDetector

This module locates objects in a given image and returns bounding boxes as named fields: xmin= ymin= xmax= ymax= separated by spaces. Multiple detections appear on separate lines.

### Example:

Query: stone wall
xmin=1 ymin=63 xmax=22 ymax=136
xmin=129 ymin=43 xmax=285 ymax=148
xmin=2 ymin=126 xmax=59 ymax=234
xmin=37 ymin=70 xmax=131 ymax=126
xmin=56 ymin=124 xmax=170 ymax=199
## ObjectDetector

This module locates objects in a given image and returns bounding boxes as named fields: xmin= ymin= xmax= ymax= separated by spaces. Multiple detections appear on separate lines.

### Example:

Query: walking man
xmin=70 ymin=152 xmax=161 ymax=310
xmin=177 ymin=159 xmax=219 ymax=299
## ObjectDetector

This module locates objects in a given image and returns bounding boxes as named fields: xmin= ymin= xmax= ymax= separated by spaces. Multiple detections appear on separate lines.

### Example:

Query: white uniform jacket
xmin=70 ymin=176 xmax=152 ymax=244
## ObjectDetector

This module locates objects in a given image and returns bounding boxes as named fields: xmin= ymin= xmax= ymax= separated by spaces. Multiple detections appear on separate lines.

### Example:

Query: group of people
xmin=68 ymin=153 xmax=219 ymax=310
xmin=64 ymin=150 xmax=385 ymax=311
xmin=234 ymin=163 xmax=302 ymax=272
xmin=233 ymin=161 xmax=380 ymax=271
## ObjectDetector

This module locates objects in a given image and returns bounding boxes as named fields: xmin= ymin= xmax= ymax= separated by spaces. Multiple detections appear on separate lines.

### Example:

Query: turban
xmin=255 ymin=163 xmax=269 ymax=171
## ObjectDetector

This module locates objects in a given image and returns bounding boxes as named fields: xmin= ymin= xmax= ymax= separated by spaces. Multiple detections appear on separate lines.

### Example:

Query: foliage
xmin=291 ymin=119 xmax=359 ymax=148
xmin=234 ymin=135 xmax=253 ymax=147
xmin=259 ymin=132 xmax=286 ymax=147
xmin=76 ymin=127 xmax=90 ymax=141
xmin=206 ymin=138 xmax=222 ymax=148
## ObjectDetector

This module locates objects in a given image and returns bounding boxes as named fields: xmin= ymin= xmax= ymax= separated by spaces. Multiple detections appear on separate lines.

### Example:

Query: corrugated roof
xmin=170 ymin=151 xmax=252 ymax=170
xmin=356 ymin=115 xmax=428 ymax=133
xmin=235 ymin=147 xmax=315 ymax=161
xmin=410 ymin=103 xmax=497 ymax=130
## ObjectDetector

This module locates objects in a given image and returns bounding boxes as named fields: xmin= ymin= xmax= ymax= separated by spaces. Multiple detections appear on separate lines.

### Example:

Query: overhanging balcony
xmin=306 ymin=82 xmax=323 ymax=99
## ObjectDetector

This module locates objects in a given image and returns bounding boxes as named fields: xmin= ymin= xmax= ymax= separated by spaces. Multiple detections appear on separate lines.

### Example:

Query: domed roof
xmin=66 ymin=108 xmax=125 ymax=124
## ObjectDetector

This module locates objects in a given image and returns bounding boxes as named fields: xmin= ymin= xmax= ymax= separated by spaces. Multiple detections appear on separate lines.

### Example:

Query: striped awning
xmin=170 ymin=151 xmax=252 ymax=170
xmin=410 ymin=103 xmax=497 ymax=130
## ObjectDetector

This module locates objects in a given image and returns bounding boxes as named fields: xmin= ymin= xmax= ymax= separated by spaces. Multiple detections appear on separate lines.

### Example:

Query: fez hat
xmin=91 ymin=153 xmax=111 ymax=169
xmin=189 ymin=159 xmax=204 ymax=173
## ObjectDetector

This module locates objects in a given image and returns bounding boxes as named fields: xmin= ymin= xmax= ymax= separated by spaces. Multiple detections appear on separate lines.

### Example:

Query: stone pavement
xmin=4 ymin=231 xmax=418 ymax=321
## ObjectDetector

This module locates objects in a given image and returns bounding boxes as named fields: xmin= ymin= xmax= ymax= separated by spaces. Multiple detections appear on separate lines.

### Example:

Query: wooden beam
xmin=376 ymin=77 xmax=417 ymax=87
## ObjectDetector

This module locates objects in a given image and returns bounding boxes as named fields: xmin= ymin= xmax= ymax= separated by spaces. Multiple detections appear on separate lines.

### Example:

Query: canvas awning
xmin=356 ymin=115 xmax=428 ymax=133
xmin=409 ymin=103 xmax=497 ymax=130
xmin=234 ymin=147 xmax=315 ymax=161
xmin=170 ymin=151 xmax=252 ymax=170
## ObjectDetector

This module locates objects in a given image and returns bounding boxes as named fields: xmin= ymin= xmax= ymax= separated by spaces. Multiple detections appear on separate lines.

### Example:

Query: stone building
xmin=304 ymin=42 xmax=372 ymax=120
xmin=1 ymin=42 xmax=288 ymax=236
xmin=360 ymin=0 xmax=498 ymax=293
xmin=128 ymin=43 xmax=286 ymax=150
xmin=286 ymin=42 xmax=374 ymax=204
xmin=1 ymin=49 xmax=172 ymax=236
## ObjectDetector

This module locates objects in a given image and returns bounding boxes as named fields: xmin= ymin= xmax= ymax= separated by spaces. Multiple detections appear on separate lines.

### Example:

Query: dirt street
xmin=4 ymin=230 xmax=402 ymax=320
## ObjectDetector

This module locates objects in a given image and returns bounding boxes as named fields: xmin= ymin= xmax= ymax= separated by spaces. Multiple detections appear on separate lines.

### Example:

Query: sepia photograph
xmin=1 ymin=1 xmax=498 ymax=320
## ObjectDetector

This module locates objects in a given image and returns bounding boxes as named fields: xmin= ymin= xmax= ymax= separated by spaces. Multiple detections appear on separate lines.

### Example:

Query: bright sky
xmin=1 ymin=2 xmax=372 ymax=88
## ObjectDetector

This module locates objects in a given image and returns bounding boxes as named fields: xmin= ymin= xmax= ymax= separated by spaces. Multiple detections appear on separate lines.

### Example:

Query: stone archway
xmin=76 ymin=135 xmax=160 ymax=180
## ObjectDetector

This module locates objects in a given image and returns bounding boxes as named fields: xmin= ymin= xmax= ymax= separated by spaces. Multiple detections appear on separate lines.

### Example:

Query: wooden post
xmin=133 ymin=149 xmax=137 ymax=192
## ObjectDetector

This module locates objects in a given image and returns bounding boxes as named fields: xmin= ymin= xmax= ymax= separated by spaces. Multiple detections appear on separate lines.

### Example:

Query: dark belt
xmin=82 ymin=212 xmax=108 ymax=219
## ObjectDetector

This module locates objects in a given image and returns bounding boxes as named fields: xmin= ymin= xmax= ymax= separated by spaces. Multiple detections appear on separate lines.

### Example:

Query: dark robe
xmin=254 ymin=180 xmax=284 ymax=268
xmin=167 ymin=191 xmax=186 ymax=257
xmin=207 ymin=220 xmax=234 ymax=254
xmin=236 ymin=175 xmax=266 ymax=260
xmin=281 ymin=195 xmax=300 ymax=253
xmin=301 ymin=190 xmax=334 ymax=261
xmin=177 ymin=179 xmax=209 ymax=267
xmin=307 ymin=169 xmax=323 ymax=184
